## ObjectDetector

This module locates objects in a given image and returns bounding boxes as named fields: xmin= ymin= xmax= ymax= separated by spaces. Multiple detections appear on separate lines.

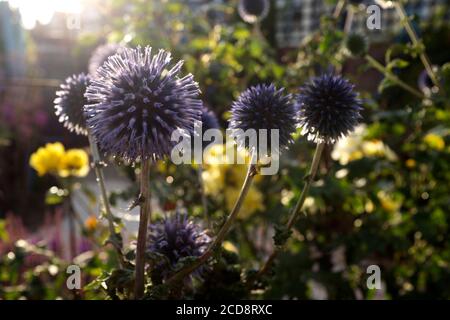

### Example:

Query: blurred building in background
xmin=0 ymin=0 xmax=100 ymax=222
xmin=0 ymin=1 xmax=27 ymax=78
xmin=275 ymin=0 xmax=449 ymax=48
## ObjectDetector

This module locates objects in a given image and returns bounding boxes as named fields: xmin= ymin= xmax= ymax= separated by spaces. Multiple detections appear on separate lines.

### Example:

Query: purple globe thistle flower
xmin=88 ymin=43 xmax=124 ymax=76
xmin=297 ymin=74 xmax=363 ymax=144
xmin=147 ymin=212 xmax=210 ymax=280
xmin=54 ymin=73 xmax=91 ymax=135
xmin=238 ymin=0 xmax=270 ymax=24
xmin=201 ymin=106 xmax=220 ymax=132
xmin=84 ymin=46 xmax=203 ymax=163
xmin=228 ymin=84 xmax=297 ymax=153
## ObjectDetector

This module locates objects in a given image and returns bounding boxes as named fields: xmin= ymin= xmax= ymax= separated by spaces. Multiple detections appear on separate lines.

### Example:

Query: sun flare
xmin=4 ymin=0 xmax=83 ymax=29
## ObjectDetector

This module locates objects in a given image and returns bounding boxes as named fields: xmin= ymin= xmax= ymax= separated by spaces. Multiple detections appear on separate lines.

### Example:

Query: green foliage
xmin=106 ymin=0 xmax=300 ymax=120
xmin=2 ymin=0 xmax=449 ymax=300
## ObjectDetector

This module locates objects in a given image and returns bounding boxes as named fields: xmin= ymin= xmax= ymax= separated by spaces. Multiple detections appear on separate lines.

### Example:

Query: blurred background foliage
xmin=1 ymin=0 xmax=450 ymax=299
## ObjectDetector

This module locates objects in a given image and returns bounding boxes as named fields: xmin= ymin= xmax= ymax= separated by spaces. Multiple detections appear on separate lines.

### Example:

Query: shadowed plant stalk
xmin=87 ymin=132 xmax=124 ymax=267
xmin=162 ymin=80 xmax=297 ymax=288
xmin=53 ymin=72 xmax=125 ymax=264
xmin=134 ymin=159 xmax=151 ymax=299
xmin=250 ymin=74 xmax=362 ymax=284
xmin=254 ymin=143 xmax=324 ymax=280
xmin=164 ymin=153 xmax=258 ymax=287
xmin=197 ymin=164 xmax=209 ymax=226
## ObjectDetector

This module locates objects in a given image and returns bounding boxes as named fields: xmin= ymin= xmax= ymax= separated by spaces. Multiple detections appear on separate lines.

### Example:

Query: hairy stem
xmin=254 ymin=143 xmax=325 ymax=280
xmin=134 ymin=159 xmax=151 ymax=299
xmin=365 ymin=55 xmax=424 ymax=99
xmin=165 ymin=158 xmax=258 ymax=286
xmin=87 ymin=133 xmax=124 ymax=266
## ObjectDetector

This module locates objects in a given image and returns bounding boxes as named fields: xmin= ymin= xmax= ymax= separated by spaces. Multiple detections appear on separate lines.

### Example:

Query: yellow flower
xmin=331 ymin=125 xmax=365 ymax=165
xmin=229 ymin=164 xmax=250 ymax=186
xmin=423 ymin=133 xmax=445 ymax=151
xmin=405 ymin=159 xmax=416 ymax=169
xmin=202 ymin=165 xmax=225 ymax=195
xmin=202 ymin=143 xmax=265 ymax=218
xmin=377 ymin=191 xmax=402 ymax=213
xmin=225 ymin=186 xmax=265 ymax=219
xmin=29 ymin=142 xmax=65 ymax=176
xmin=203 ymin=144 xmax=228 ymax=165
xmin=362 ymin=140 xmax=397 ymax=161
xmin=202 ymin=143 xmax=260 ymax=195
xmin=222 ymin=241 xmax=239 ymax=254
xmin=332 ymin=125 xmax=398 ymax=164
xmin=84 ymin=216 xmax=98 ymax=231
xmin=365 ymin=199 xmax=375 ymax=213
xmin=58 ymin=149 xmax=90 ymax=178
xmin=362 ymin=140 xmax=385 ymax=157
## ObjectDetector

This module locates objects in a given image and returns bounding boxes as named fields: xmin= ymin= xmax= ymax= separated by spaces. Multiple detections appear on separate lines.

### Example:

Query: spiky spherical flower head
xmin=346 ymin=33 xmax=368 ymax=57
xmin=88 ymin=43 xmax=124 ymax=75
xmin=298 ymin=74 xmax=363 ymax=144
xmin=85 ymin=46 xmax=203 ymax=163
xmin=54 ymin=73 xmax=91 ymax=135
xmin=201 ymin=106 xmax=220 ymax=132
xmin=147 ymin=212 xmax=210 ymax=280
xmin=238 ymin=0 xmax=270 ymax=24
xmin=229 ymin=84 xmax=297 ymax=153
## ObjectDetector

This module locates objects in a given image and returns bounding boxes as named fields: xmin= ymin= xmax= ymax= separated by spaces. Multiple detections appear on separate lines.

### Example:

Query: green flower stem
xmin=254 ymin=143 xmax=325 ymax=280
xmin=134 ymin=159 xmax=152 ymax=299
xmin=365 ymin=54 xmax=424 ymax=99
xmin=87 ymin=132 xmax=124 ymax=267
xmin=394 ymin=2 xmax=443 ymax=93
xmin=165 ymin=157 xmax=258 ymax=287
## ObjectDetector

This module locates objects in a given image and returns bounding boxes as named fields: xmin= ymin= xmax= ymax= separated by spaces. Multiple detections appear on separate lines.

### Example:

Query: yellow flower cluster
xmin=202 ymin=144 xmax=264 ymax=218
xmin=29 ymin=142 xmax=89 ymax=178
xmin=423 ymin=133 xmax=445 ymax=151
xmin=377 ymin=190 xmax=403 ymax=213
xmin=331 ymin=125 xmax=397 ymax=165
